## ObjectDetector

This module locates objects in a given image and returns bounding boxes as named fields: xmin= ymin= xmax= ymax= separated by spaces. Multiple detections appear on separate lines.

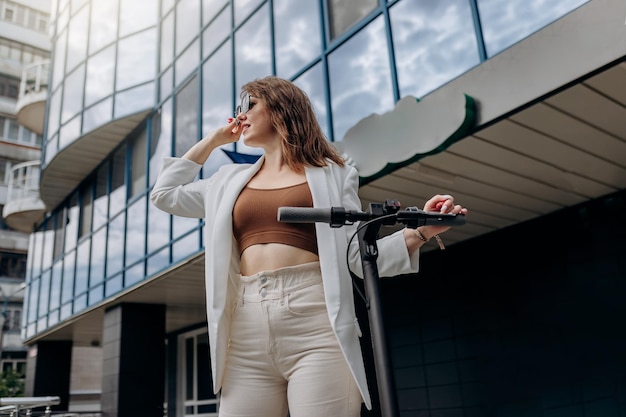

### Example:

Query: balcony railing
xmin=16 ymin=60 xmax=50 ymax=135
xmin=19 ymin=60 xmax=50 ymax=99
xmin=2 ymin=160 xmax=46 ymax=232
xmin=6 ymin=161 xmax=40 ymax=202
xmin=0 ymin=396 xmax=59 ymax=416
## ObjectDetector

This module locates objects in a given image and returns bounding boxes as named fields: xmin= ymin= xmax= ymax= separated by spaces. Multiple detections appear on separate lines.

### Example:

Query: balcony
xmin=2 ymin=160 xmax=46 ymax=233
xmin=16 ymin=60 xmax=50 ymax=136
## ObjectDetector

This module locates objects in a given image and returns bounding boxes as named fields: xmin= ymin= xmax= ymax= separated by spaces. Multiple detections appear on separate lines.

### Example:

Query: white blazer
xmin=150 ymin=156 xmax=421 ymax=409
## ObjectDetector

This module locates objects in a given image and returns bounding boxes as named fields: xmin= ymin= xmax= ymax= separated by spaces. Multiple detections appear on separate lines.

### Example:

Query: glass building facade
xmin=23 ymin=0 xmax=597 ymax=415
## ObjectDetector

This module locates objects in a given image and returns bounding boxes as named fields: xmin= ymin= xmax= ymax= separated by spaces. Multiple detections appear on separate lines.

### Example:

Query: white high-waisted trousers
xmin=218 ymin=261 xmax=362 ymax=417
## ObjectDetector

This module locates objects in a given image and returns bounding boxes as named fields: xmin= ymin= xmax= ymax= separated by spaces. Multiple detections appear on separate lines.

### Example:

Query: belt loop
xmin=280 ymin=276 xmax=285 ymax=306
xmin=241 ymin=284 xmax=245 ymax=306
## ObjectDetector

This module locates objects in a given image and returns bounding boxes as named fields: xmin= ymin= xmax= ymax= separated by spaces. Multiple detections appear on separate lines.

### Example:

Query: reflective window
xmin=105 ymin=274 xmax=123 ymax=297
xmin=160 ymin=12 xmax=175 ymax=71
xmin=65 ymin=4 xmax=89 ymax=72
xmin=60 ymin=302 xmax=72 ymax=321
xmin=26 ymin=234 xmax=35 ymax=281
xmin=64 ymin=194 xmax=79 ymax=253
xmin=175 ymin=39 xmax=200 ymax=86
xmin=273 ymin=0 xmax=321 ymax=78
xmin=47 ymin=89 xmax=62 ymax=139
xmin=175 ymin=76 xmax=199 ymax=157
xmin=202 ymin=6 xmax=229 ymax=60
xmin=72 ymin=0 xmax=89 ymax=13
xmin=79 ymin=182 xmax=93 ymax=237
xmin=173 ymin=216 xmax=200 ymax=243
xmin=93 ymin=163 xmax=109 ymax=231
xmin=201 ymin=42 xmax=234 ymax=176
xmin=89 ymin=284 xmax=103 ymax=305
xmin=109 ymin=146 xmax=127 ymax=217
xmin=89 ymin=0 xmax=118 ymax=54
xmin=390 ymin=0 xmax=480 ymax=99
xmin=89 ymin=227 xmax=106 ymax=287
xmin=83 ymin=98 xmax=113 ymax=133
xmin=61 ymin=64 xmax=85 ymax=124
xmin=27 ymin=278 xmax=39 ymax=325
xmin=478 ymin=0 xmax=589 ymax=57
xmin=38 ymin=270 xmax=50 ymax=318
xmin=61 ymin=250 xmax=75 ymax=303
xmin=160 ymin=66 xmax=174 ymax=101
xmin=202 ymin=42 xmax=231 ymax=135
xmin=172 ymin=231 xmax=200 ymax=264
xmin=45 ymin=136 xmax=58 ymax=165
xmin=294 ymin=63 xmax=328 ymax=139
xmin=233 ymin=0 xmax=263 ymax=27
xmin=203 ymin=0 xmax=228 ymax=26
xmin=75 ymin=237 xmax=90 ymax=295
xmin=85 ymin=44 xmax=115 ymax=107
xmin=59 ymin=115 xmax=81 ymax=150
xmin=74 ymin=294 xmax=87 ymax=312
xmin=147 ymin=200 xmax=171 ymax=255
xmin=51 ymin=30 xmax=66 ymax=90
xmin=162 ymin=0 xmax=175 ymax=16
xmin=130 ymin=130 xmax=147 ymax=197
xmin=28 ymin=231 xmax=43 ymax=277
xmin=234 ymin=4 xmax=271 ymax=91
xmin=114 ymin=83 xmax=156 ymax=118
xmin=125 ymin=196 xmax=146 ymax=267
xmin=149 ymin=99 xmax=173 ymax=187
xmin=147 ymin=247 xmax=170 ymax=276
xmin=57 ymin=3 xmax=69 ymax=31
xmin=125 ymin=262 xmax=144 ymax=287
xmin=116 ymin=29 xmax=158 ymax=91
xmin=41 ymin=222 xmax=54 ymax=271
xmin=327 ymin=0 xmax=377 ymax=40
xmin=176 ymin=0 xmax=201 ymax=55
xmin=119 ymin=0 xmax=158 ymax=38
xmin=174 ymin=75 xmax=203 ymax=238
xmin=50 ymin=261 xmax=63 ymax=311
xmin=52 ymin=213 xmax=65 ymax=259
xmin=328 ymin=16 xmax=393 ymax=142
xmin=106 ymin=213 xmax=125 ymax=278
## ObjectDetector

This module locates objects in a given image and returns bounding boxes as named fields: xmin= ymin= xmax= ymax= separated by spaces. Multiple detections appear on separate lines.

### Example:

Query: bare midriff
xmin=240 ymin=243 xmax=319 ymax=276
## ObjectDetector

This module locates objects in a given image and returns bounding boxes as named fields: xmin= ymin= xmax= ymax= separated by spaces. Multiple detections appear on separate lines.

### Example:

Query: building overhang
xmin=2 ymin=196 xmax=46 ymax=232
xmin=40 ymin=109 xmax=152 ymax=210
xmin=16 ymin=89 xmax=47 ymax=135
xmin=356 ymin=0 xmax=626 ymax=249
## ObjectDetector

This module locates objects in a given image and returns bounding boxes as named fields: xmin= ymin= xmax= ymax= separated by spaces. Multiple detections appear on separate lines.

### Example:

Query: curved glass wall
xmin=43 ymin=0 xmax=158 ymax=165
xmin=25 ymin=0 xmax=589 ymax=339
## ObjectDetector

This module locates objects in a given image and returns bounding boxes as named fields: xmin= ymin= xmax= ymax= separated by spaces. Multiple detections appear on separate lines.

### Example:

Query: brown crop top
xmin=233 ymin=182 xmax=318 ymax=255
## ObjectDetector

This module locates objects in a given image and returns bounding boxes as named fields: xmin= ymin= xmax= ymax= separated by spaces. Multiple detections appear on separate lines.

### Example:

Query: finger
xmin=440 ymin=195 xmax=454 ymax=213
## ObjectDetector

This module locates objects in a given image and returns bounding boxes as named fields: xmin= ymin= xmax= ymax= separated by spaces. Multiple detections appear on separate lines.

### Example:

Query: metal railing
xmin=6 ymin=160 xmax=41 ymax=201
xmin=18 ymin=60 xmax=50 ymax=99
xmin=0 ymin=396 xmax=59 ymax=416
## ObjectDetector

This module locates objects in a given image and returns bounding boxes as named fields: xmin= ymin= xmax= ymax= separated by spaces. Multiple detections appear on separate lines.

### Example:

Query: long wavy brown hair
xmin=241 ymin=76 xmax=345 ymax=172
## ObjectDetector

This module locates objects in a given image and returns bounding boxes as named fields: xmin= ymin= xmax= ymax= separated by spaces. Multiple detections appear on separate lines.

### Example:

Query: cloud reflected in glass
xmin=390 ymin=0 xmax=480 ymax=99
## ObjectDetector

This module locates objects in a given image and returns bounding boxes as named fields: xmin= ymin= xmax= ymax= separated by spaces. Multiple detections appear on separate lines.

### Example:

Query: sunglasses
xmin=234 ymin=93 xmax=253 ymax=117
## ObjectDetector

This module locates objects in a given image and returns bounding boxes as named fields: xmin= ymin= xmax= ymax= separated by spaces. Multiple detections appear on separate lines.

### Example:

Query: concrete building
xmin=7 ymin=0 xmax=626 ymax=416
xmin=0 ymin=0 xmax=49 ymax=382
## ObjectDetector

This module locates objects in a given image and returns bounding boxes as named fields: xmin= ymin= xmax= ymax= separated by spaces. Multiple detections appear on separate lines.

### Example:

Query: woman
xmin=150 ymin=76 xmax=468 ymax=417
